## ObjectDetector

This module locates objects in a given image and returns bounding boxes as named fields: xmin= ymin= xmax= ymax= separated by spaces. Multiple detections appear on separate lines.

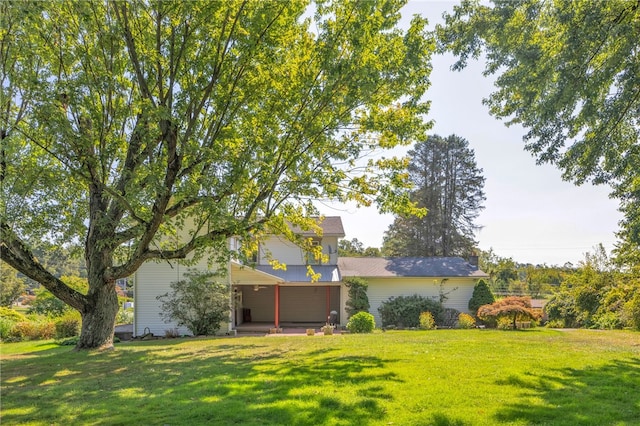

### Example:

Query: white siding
xmin=258 ymin=236 xmax=339 ymax=266
xmin=366 ymin=277 xmax=476 ymax=327
xmin=134 ymin=258 xmax=231 ymax=337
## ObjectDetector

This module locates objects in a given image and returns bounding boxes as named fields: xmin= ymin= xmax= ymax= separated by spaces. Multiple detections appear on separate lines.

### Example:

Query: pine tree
xmin=383 ymin=135 xmax=485 ymax=257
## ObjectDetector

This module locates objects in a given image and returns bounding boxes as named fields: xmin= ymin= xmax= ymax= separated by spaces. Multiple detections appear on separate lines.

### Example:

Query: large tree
xmin=383 ymin=134 xmax=485 ymax=256
xmin=0 ymin=0 xmax=433 ymax=349
xmin=438 ymin=0 xmax=640 ymax=266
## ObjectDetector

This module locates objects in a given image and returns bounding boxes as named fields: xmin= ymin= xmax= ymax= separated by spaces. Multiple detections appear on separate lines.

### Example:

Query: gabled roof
xmin=288 ymin=216 xmax=345 ymax=237
xmin=255 ymin=265 xmax=341 ymax=282
xmin=338 ymin=257 xmax=488 ymax=278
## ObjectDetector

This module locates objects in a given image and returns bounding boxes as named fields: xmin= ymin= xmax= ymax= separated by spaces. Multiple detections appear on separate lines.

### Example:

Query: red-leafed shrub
xmin=477 ymin=296 xmax=540 ymax=330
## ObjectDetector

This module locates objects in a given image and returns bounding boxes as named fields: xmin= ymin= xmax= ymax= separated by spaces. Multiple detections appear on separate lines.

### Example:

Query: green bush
xmin=623 ymin=292 xmax=640 ymax=330
xmin=0 ymin=306 xmax=27 ymax=322
xmin=592 ymin=311 xmax=621 ymax=330
xmin=419 ymin=311 xmax=436 ymax=330
xmin=0 ymin=318 xmax=15 ymax=340
xmin=55 ymin=311 xmax=81 ymax=338
xmin=0 ymin=308 xmax=29 ymax=341
xmin=378 ymin=294 xmax=444 ymax=328
xmin=468 ymin=279 xmax=495 ymax=316
xmin=457 ymin=313 xmax=476 ymax=329
xmin=157 ymin=270 xmax=230 ymax=336
xmin=344 ymin=277 xmax=370 ymax=317
xmin=346 ymin=311 xmax=375 ymax=333
xmin=116 ymin=308 xmax=134 ymax=325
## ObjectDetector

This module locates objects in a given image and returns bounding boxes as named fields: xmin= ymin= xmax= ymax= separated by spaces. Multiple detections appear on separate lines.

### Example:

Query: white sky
xmin=317 ymin=1 xmax=622 ymax=266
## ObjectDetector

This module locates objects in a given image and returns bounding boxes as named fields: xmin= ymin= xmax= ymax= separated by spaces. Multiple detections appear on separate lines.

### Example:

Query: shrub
xmin=545 ymin=291 xmax=580 ymax=328
xmin=378 ymin=294 xmax=444 ymax=328
xmin=164 ymin=328 xmax=180 ymax=338
xmin=419 ymin=311 xmax=435 ymax=330
xmin=116 ymin=308 xmax=134 ymax=325
xmin=592 ymin=311 xmax=621 ymax=330
xmin=157 ymin=270 xmax=230 ymax=336
xmin=0 ymin=308 xmax=28 ymax=341
xmin=0 ymin=306 xmax=27 ymax=323
xmin=441 ymin=308 xmax=461 ymax=328
xmin=0 ymin=318 xmax=15 ymax=341
xmin=544 ymin=319 xmax=565 ymax=328
xmin=497 ymin=317 xmax=513 ymax=330
xmin=10 ymin=320 xmax=55 ymax=341
xmin=468 ymin=279 xmax=495 ymax=315
xmin=346 ymin=311 xmax=375 ymax=333
xmin=344 ymin=277 xmax=370 ymax=317
xmin=55 ymin=311 xmax=81 ymax=338
xmin=623 ymin=292 xmax=640 ymax=330
xmin=457 ymin=313 xmax=476 ymax=329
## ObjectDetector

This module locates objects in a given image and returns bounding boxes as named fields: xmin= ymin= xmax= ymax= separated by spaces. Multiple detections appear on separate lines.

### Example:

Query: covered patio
xmin=230 ymin=262 xmax=342 ymax=331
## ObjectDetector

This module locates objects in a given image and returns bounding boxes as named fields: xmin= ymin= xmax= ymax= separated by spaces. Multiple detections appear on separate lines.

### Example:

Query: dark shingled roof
xmin=288 ymin=216 xmax=345 ymax=237
xmin=255 ymin=265 xmax=341 ymax=282
xmin=338 ymin=257 xmax=488 ymax=278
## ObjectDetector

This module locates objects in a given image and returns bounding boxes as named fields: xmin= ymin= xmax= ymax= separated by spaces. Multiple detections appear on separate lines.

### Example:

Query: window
xmin=306 ymin=239 xmax=322 ymax=265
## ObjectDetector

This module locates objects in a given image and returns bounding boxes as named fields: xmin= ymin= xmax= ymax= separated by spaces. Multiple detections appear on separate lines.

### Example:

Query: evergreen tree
xmin=468 ymin=279 xmax=495 ymax=316
xmin=383 ymin=134 xmax=485 ymax=257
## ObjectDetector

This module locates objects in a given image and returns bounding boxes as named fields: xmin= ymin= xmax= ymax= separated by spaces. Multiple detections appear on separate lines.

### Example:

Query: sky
xmin=317 ymin=1 xmax=623 ymax=266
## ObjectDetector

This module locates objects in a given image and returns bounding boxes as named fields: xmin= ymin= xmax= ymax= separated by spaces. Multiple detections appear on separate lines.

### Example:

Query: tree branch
xmin=0 ymin=222 xmax=86 ymax=310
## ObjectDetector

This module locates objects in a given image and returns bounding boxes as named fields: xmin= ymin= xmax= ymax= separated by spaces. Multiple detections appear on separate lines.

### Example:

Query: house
xmin=133 ymin=216 xmax=488 ymax=336
xmin=338 ymin=257 xmax=488 ymax=326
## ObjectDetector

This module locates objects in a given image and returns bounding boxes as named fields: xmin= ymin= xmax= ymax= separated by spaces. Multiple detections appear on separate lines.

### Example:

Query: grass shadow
xmin=1 ymin=337 xmax=401 ymax=425
xmin=493 ymin=357 xmax=640 ymax=425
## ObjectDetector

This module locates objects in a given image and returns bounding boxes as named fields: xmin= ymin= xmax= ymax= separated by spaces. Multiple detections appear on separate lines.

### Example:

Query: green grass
xmin=1 ymin=329 xmax=639 ymax=425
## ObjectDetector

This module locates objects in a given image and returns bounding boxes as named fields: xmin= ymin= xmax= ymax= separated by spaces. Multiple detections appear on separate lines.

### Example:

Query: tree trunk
xmin=76 ymin=282 xmax=119 ymax=350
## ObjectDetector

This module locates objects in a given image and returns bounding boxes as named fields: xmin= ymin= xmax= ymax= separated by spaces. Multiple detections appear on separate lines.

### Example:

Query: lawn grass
xmin=1 ymin=329 xmax=639 ymax=425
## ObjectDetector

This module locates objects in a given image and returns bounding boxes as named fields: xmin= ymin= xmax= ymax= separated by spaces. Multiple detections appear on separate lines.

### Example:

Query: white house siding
xmin=258 ymin=236 xmax=340 ymax=266
xmin=365 ymin=277 xmax=476 ymax=327
xmin=134 ymin=258 xmax=230 ymax=337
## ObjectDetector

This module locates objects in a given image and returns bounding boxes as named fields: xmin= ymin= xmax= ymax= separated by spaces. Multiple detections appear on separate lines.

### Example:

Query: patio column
xmin=275 ymin=284 xmax=280 ymax=328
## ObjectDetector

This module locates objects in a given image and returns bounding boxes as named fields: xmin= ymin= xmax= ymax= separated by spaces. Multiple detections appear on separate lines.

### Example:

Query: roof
xmin=338 ymin=257 xmax=489 ymax=278
xmin=255 ymin=265 xmax=341 ymax=282
xmin=288 ymin=216 xmax=345 ymax=237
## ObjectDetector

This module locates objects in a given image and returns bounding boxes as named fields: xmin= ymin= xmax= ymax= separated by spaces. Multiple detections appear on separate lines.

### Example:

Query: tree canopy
xmin=0 ymin=0 xmax=434 ymax=349
xmin=438 ymin=0 xmax=640 ymax=266
xmin=383 ymin=134 xmax=485 ymax=256
xmin=477 ymin=296 xmax=540 ymax=330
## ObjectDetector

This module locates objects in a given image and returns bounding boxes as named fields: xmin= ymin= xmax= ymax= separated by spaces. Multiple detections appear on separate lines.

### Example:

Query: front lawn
xmin=1 ymin=329 xmax=639 ymax=425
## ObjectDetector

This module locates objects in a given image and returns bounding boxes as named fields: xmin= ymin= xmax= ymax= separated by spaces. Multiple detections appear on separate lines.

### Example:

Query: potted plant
xmin=321 ymin=324 xmax=334 ymax=335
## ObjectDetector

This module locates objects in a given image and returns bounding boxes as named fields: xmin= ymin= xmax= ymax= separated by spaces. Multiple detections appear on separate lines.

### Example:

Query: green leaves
xmin=438 ymin=0 xmax=640 ymax=265
xmin=1 ymin=0 xmax=435 ymax=348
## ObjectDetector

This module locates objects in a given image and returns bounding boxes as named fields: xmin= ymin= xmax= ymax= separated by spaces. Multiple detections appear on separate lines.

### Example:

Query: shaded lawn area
xmin=1 ymin=329 xmax=639 ymax=425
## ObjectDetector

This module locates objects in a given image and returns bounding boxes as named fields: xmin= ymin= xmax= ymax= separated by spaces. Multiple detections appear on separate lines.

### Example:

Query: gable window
xmin=306 ymin=239 xmax=322 ymax=265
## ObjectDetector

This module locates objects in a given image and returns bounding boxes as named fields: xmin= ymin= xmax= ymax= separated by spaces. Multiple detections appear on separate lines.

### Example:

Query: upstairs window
xmin=306 ymin=239 xmax=322 ymax=265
